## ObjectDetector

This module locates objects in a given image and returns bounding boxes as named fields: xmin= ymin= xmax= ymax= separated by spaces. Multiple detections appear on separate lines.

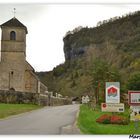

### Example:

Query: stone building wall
xmin=25 ymin=70 xmax=38 ymax=93
xmin=1 ymin=27 xmax=26 ymax=53
xmin=0 ymin=26 xmax=26 ymax=92
xmin=25 ymin=71 xmax=48 ymax=94
xmin=0 ymin=52 xmax=25 ymax=92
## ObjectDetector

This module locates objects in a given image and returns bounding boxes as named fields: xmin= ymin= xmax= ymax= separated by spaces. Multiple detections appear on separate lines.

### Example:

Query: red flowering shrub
xmin=110 ymin=115 xmax=129 ymax=125
xmin=96 ymin=114 xmax=129 ymax=125
xmin=110 ymin=115 xmax=122 ymax=124
xmin=96 ymin=114 xmax=111 ymax=124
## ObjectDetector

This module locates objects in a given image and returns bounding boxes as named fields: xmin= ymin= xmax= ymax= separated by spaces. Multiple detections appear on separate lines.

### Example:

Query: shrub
xmin=102 ymin=118 xmax=110 ymax=124
xmin=96 ymin=114 xmax=111 ymax=124
xmin=96 ymin=114 xmax=129 ymax=125
xmin=110 ymin=115 xmax=122 ymax=124
xmin=111 ymin=115 xmax=129 ymax=125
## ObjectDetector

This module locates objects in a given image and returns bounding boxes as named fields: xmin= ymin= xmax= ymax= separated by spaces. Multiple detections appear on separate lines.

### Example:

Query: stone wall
xmin=0 ymin=90 xmax=71 ymax=106
xmin=39 ymin=94 xmax=71 ymax=106
xmin=0 ymin=90 xmax=39 ymax=104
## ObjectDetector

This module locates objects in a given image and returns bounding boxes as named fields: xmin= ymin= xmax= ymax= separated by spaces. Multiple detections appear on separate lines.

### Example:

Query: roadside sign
xmin=130 ymin=106 xmax=140 ymax=121
xmin=101 ymin=103 xmax=124 ymax=112
xmin=128 ymin=91 xmax=140 ymax=105
xmin=106 ymin=82 xmax=120 ymax=103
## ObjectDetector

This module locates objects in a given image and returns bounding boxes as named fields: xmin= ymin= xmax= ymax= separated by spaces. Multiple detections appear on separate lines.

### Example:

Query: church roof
xmin=25 ymin=61 xmax=35 ymax=72
xmin=1 ymin=17 xmax=28 ymax=33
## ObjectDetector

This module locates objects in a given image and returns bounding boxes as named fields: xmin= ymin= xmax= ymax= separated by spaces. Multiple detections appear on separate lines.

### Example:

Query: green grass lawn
xmin=0 ymin=103 xmax=42 ymax=119
xmin=77 ymin=104 xmax=140 ymax=134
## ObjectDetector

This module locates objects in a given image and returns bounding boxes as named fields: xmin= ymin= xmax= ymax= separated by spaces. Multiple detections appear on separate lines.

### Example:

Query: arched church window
xmin=10 ymin=31 xmax=16 ymax=40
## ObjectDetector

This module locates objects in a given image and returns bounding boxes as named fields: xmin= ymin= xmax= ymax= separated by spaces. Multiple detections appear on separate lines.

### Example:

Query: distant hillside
xmin=37 ymin=11 xmax=140 ymax=102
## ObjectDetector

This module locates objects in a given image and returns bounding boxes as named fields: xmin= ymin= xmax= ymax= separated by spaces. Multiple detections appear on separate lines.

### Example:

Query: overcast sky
xmin=0 ymin=4 xmax=140 ymax=72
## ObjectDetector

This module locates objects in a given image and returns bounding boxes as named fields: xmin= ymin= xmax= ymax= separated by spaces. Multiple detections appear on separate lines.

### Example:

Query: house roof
xmin=1 ymin=17 xmax=28 ymax=33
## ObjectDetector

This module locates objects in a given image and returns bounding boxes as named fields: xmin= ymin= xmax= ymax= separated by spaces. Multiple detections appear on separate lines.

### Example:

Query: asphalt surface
xmin=0 ymin=104 xmax=80 ymax=135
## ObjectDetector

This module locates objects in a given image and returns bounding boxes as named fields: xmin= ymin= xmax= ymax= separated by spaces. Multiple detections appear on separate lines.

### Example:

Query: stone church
xmin=0 ymin=17 xmax=48 ymax=94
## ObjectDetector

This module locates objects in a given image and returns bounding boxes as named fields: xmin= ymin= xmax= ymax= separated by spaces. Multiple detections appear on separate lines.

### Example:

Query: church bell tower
xmin=0 ymin=17 xmax=28 ymax=91
xmin=1 ymin=17 xmax=28 ymax=57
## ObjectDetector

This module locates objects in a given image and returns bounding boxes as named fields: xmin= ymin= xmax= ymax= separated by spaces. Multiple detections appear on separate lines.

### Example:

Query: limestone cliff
xmin=37 ymin=10 xmax=140 ymax=98
xmin=63 ymin=10 xmax=140 ymax=63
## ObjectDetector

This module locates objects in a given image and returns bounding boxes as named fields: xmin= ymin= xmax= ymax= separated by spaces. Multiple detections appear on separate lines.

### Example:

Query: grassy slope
xmin=0 ymin=104 xmax=42 ymax=119
xmin=78 ymin=105 xmax=140 ymax=134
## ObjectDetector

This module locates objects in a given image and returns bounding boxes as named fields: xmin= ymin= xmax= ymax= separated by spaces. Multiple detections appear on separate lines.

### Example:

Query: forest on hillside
xmin=37 ymin=10 xmax=140 ymax=103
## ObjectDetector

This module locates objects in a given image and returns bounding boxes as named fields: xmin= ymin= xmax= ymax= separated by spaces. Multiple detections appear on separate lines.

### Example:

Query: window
xmin=11 ymin=71 xmax=14 ymax=75
xmin=10 ymin=31 xmax=16 ymax=40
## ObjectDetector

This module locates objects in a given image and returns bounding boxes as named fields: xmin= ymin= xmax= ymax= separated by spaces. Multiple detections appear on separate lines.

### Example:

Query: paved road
xmin=0 ymin=104 xmax=80 ymax=135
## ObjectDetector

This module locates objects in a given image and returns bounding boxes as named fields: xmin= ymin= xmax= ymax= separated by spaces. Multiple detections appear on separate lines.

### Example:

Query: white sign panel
xmin=128 ymin=91 xmax=140 ymax=105
xmin=131 ymin=93 xmax=140 ymax=104
xmin=101 ymin=103 xmax=124 ymax=112
xmin=130 ymin=106 xmax=140 ymax=121
xmin=106 ymin=82 xmax=120 ymax=103
xmin=82 ymin=95 xmax=90 ymax=104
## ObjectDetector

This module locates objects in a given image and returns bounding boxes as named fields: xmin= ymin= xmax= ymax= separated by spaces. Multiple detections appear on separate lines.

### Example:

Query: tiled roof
xmin=1 ymin=17 xmax=28 ymax=33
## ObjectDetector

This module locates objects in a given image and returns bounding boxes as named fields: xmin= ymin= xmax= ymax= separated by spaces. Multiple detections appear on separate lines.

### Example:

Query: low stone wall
xmin=0 ymin=90 xmax=39 ymax=104
xmin=39 ymin=94 xmax=71 ymax=106
xmin=0 ymin=90 xmax=71 ymax=106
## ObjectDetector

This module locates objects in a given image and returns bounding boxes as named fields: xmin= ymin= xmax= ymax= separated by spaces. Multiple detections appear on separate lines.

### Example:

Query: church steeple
xmin=0 ymin=16 xmax=48 ymax=93
xmin=0 ymin=17 xmax=27 ymax=57
xmin=0 ymin=17 xmax=28 ymax=91
xmin=1 ymin=17 xmax=28 ymax=33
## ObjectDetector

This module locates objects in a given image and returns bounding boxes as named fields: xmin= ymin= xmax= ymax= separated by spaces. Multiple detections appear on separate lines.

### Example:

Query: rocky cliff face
xmin=63 ymin=45 xmax=87 ymax=60
xmin=63 ymin=11 xmax=140 ymax=63
xmin=38 ymin=10 xmax=140 ymax=97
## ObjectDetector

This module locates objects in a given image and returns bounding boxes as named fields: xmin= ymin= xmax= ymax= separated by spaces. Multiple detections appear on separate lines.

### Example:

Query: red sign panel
xmin=108 ymin=87 xmax=117 ymax=97
xmin=128 ymin=91 xmax=140 ymax=105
